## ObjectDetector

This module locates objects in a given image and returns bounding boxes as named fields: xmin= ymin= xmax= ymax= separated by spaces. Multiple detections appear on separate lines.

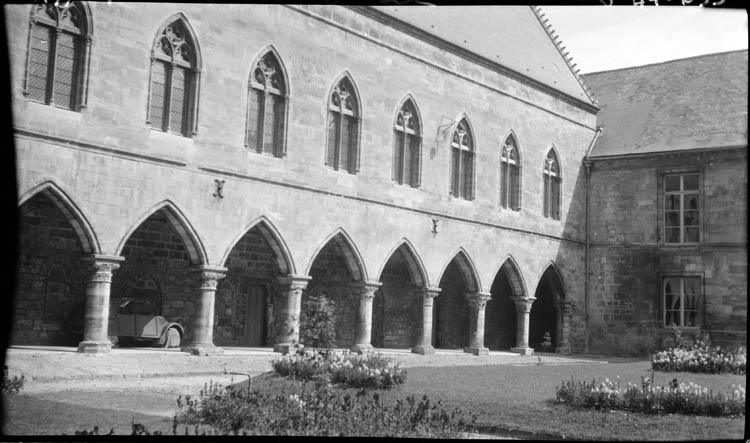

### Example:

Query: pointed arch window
xmin=450 ymin=118 xmax=475 ymax=200
xmin=246 ymin=50 xmax=287 ymax=157
xmin=326 ymin=76 xmax=360 ymax=174
xmin=24 ymin=2 xmax=92 ymax=111
xmin=500 ymin=135 xmax=520 ymax=210
xmin=393 ymin=99 xmax=421 ymax=187
xmin=147 ymin=17 xmax=200 ymax=137
xmin=543 ymin=149 xmax=561 ymax=220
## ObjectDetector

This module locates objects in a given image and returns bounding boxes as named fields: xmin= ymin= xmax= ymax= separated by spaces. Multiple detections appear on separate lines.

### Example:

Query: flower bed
xmin=555 ymin=374 xmax=745 ymax=417
xmin=652 ymin=346 xmax=746 ymax=375
xmin=272 ymin=349 xmax=407 ymax=389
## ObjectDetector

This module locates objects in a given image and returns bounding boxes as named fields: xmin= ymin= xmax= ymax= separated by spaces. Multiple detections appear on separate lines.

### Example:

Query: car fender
xmin=159 ymin=321 xmax=184 ymax=340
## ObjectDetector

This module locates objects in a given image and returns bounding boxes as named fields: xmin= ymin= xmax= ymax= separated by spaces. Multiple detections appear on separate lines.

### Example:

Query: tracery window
xmin=543 ymin=149 xmax=561 ymax=220
xmin=246 ymin=50 xmax=287 ymax=157
xmin=25 ymin=2 xmax=92 ymax=111
xmin=326 ymin=76 xmax=360 ymax=174
xmin=500 ymin=135 xmax=520 ymax=210
xmin=393 ymin=98 xmax=421 ymax=187
xmin=148 ymin=17 xmax=200 ymax=137
xmin=664 ymin=173 xmax=700 ymax=244
xmin=663 ymin=276 xmax=700 ymax=328
xmin=450 ymin=118 xmax=475 ymax=200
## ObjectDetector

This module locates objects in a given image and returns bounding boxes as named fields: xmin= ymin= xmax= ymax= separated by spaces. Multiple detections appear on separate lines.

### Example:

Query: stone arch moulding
xmin=114 ymin=200 xmax=208 ymax=266
xmin=436 ymin=247 xmax=482 ymax=293
xmin=533 ymin=261 xmax=567 ymax=303
xmin=544 ymin=144 xmax=563 ymax=177
xmin=304 ymin=227 xmax=368 ymax=282
xmin=325 ymin=70 xmax=362 ymax=116
xmin=151 ymin=12 xmax=203 ymax=69
xmin=375 ymin=238 xmax=429 ymax=288
xmin=392 ymin=93 xmax=423 ymax=128
xmin=497 ymin=254 xmax=528 ymax=298
xmin=18 ymin=180 xmax=101 ymax=255
xmin=248 ymin=45 xmax=291 ymax=96
xmin=453 ymin=113 xmax=477 ymax=151
xmin=218 ymin=215 xmax=296 ymax=275
xmin=28 ymin=1 xmax=95 ymax=36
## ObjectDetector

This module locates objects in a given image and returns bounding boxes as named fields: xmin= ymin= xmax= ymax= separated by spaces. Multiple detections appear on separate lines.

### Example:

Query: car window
xmin=135 ymin=302 xmax=153 ymax=315
xmin=118 ymin=301 xmax=135 ymax=315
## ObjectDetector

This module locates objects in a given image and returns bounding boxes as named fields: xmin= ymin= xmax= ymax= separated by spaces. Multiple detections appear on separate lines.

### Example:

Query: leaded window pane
xmin=394 ymin=131 xmax=404 ymax=183
xmin=149 ymin=61 xmax=167 ymax=130
xmin=28 ymin=25 xmax=52 ymax=102
xmin=263 ymin=94 xmax=279 ymax=155
xmin=666 ymin=195 xmax=680 ymax=211
xmin=169 ymin=66 xmax=188 ymax=135
xmin=685 ymin=195 xmax=699 ymax=210
xmin=665 ymin=211 xmax=680 ymax=227
xmin=543 ymin=174 xmax=550 ymax=218
xmin=500 ymin=162 xmax=508 ymax=208
xmin=510 ymin=165 xmax=520 ymax=210
xmin=683 ymin=174 xmax=699 ymax=191
xmin=340 ymin=115 xmax=352 ymax=172
xmin=463 ymin=152 xmax=474 ymax=199
xmin=665 ymin=227 xmax=680 ymax=243
xmin=327 ymin=110 xmax=338 ymax=167
xmin=451 ymin=149 xmax=460 ymax=196
xmin=403 ymin=134 xmax=413 ymax=186
xmin=53 ymin=32 xmax=77 ymax=109
xmin=409 ymin=137 xmax=420 ymax=187
xmin=684 ymin=227 xmax=699 ymax=243
xmin=683 ymin=210 xmax=699 ymax=227
xmin=246 ymin=88 xmax=262 ymax=152
xmin=665 ymin=175 xmax=680 ymax=192
xmin=551 ymin=177 xmax=561 ymax=220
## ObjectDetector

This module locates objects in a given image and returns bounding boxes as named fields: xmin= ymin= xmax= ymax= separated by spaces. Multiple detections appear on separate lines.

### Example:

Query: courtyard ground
xmin=2 ymin=346 xmax=746 ymax=439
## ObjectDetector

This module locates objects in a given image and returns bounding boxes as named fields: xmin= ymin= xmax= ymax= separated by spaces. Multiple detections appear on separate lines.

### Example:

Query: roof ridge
xmin=531 ymin=5 xmax=598 ymax=107
xmin=583 ymin=49 xmax=749 ymax=76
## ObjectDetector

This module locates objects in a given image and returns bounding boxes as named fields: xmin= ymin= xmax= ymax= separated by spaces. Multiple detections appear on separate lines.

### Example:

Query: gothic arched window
xmin=25 ymin=2 xmax=92 ymax=111
xmin=148 ymin=16 xmax=200 ymax=137
xmin=543 ymin=148 xmax=561 ymax=220
xmin=393 ymin=98 xmax=421 ymax=187
xmin=326 ymin=75 xmax=360 ymax=174
xmin=246 ymin=50 xmax=287 ymax=157
xmin=450 ymin=117 xmax=475 ymax=200
xmin=500 ymin=135 xmax=521 ymax=211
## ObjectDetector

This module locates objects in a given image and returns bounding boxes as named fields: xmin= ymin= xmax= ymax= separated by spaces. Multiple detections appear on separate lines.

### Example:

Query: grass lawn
xmin=387 ymin=361 xmax=745 ymax=441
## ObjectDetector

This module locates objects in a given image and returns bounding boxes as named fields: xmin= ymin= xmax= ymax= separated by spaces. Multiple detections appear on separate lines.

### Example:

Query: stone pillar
xmin=464 ymin=291 xmax=492 ymax=355
xmin=557 ymin=301 xmax=575 ymax=354
xmin=181 ymin=265 xmax=227 ymax=356
xmin=351 ymin=281 xmax=383 ymax=353
xmin=273 ymin=275 xmax=312 ymax=354
xmin=510 ymin=296 xmax=536 ymax=356
xmin=77 ymin=255 xmax=125 ymax=354
xmin=411 ymin=287 xmax=441 ymax=355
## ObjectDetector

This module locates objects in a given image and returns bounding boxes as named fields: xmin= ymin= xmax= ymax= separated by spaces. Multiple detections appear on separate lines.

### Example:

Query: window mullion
xmin=334 ymin=109 xmax=342 ymax=171
xmin=164 ymin=63 xmax=174 ymax=133
xmin=259 ymin=89 xmax=268 ymax=154
xmin=401 ymin=131 xmax=408 ymax=185
xmin=48 ymin=27 xmax=61 ymax=105
xmin=457 ymin=149 xmax=464 ymax=198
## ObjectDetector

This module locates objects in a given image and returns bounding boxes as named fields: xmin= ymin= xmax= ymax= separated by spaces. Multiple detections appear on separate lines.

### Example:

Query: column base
xmin=556 ymin=345 xmax=571 ymax=355
xmin=350 ymin=343 xmax=374 ymax=354
xmin=273 ymin=343 xmax=304 ymax=354
xmin=77 ymin=341 xmax=111 ymax=354
xmin=463 ymin=346 xmax=489 ymax=356
xmin=182 ymin=344 xmax=224 ymax=356
xmin=511 ymin=346 xmax=534 ymax=356
xmin=411 ymin=344 xmax=435 ymax=355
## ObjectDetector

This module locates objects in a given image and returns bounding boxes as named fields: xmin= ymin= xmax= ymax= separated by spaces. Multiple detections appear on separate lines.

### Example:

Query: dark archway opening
xmin=373 ymin=248 xmax=421 ymax=349
xmin=434 ymin=261 xmax=470 ymax=349
xmin=485 ymin=269 xmax=517 ymax=350
xmin=530 ymin=267 xmax=564 ymax=352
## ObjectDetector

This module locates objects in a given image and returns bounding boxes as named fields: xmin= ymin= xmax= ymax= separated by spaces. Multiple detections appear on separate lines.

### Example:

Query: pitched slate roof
xmin=371 ymin=6 xmax=596 ymax=108
xmin=583 ymin=50 xmax=748 ymax=158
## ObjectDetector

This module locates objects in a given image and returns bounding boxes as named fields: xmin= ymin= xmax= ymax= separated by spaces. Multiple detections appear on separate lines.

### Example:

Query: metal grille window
xmin=147 ymin=18 xmax=200 ymax=137
xmin=500 ymin=135 xmax=520 ymax=210
xmin=246 ymin=51 xmax=287 ymax=157
xmin=24 ymin=2 xmax=91 ymax=111
xmin=326 ymin=76 xmax=360 ymax=174
xmin=393 ymin=99 xmax=421 ymax=187
xmin=663 ymin=277 xmax=700 ymax=327
xmin=450 ymin=118 xmax=475 ymax=200
xmin=543 ymin=149 xmax=561 ymax=220
xmin=664 ymin=173 xmax=700 ymax=244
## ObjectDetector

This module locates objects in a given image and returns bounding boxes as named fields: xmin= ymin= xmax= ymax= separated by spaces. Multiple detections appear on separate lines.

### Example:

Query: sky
xmin=539 ymin=6 xmax=748 ymax=73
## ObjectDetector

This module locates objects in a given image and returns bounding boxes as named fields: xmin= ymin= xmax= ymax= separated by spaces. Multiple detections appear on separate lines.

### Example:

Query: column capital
xmin=349 ymin=281 xmax=383 ymax=300
xmin=191 ymin=265 xmax=227 ymax=290
xmin=412 ymin=287 xmax=442 ymax=299
xmin=276 ymin=274 xmax=312 ymax=291
xmin=464 ymin=291 xmax=492 ymax=309
xmin=82 ymin=255 xmax=125 ymax=282
xmin=510 ymin=296 xmax=536 ymax=312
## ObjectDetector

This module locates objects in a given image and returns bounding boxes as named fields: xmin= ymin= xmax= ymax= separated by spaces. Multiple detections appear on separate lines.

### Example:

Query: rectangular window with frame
xmin=664 ymin=173 xmax=700 ymax=244
xmin=663 ymin=276 xmax=701 ymax=327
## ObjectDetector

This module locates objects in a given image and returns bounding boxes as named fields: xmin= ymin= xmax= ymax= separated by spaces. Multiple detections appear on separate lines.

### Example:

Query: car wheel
xmin=164 ymin=327 xmax=181 ymax=348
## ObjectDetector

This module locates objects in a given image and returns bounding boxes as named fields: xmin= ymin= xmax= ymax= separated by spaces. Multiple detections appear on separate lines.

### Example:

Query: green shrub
xmin=272 ymin=349 xmax=407 ymax=389
xmin=652 ymin=330 xmax=746 ymax=375
xmin=299 ymin=291 xmax=337 ymax=350
xmin=176 ymin=379 xmax=475 ymax=437
xmin=2 ymin=366 xmax=25 ymax=395
xmin=555 ymin=373 xmax=745 ymax=417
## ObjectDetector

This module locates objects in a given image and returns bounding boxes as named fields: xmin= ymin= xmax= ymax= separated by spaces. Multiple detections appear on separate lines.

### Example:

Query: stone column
xmin=510 ymin=296 xmax=536 ymax=356
xmin=77 ymin=255 xmax=125 ymax=354
xmin=557 ymin=301 xmax=575 ymax=354
xmin=464 ymin=292 xmax=492 ymax=355
xmin=181 ymin=265 xmax=227 ymax=356
xmin=411 ymin=287 xmax=441 ymax=355
xmin=273 ymin=275 xmax=312 ymax=354
xmin=350 ymin=281 xmax=383 ymax=353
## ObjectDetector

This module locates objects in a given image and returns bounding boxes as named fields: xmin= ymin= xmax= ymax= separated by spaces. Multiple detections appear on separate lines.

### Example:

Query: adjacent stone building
xmin=7 ymin=3 xmax=745 ymax=357
xmin=582 ymin=50 xmax=748 ymax=353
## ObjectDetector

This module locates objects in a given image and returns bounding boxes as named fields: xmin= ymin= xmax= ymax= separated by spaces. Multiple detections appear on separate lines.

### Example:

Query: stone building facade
xmin=8 ymin=4 xmax=744 ymax=357
xmin=582 ymin=50 xmax=748 ymax=353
